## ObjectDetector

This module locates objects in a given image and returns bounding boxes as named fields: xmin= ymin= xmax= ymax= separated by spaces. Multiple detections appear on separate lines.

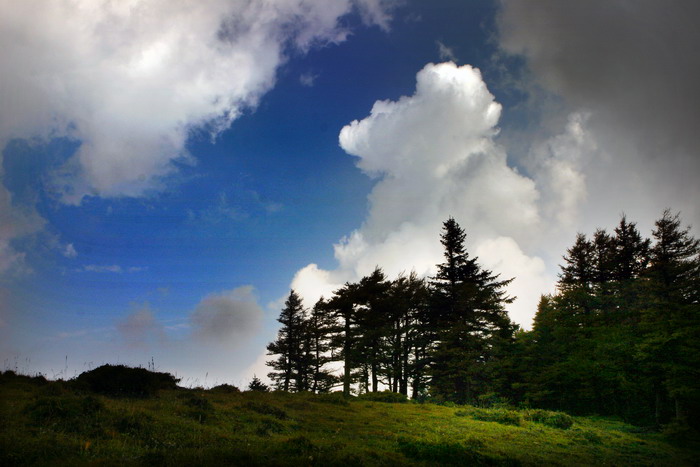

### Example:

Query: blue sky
xmin=2 ymin=0 xmax=699 ymax=386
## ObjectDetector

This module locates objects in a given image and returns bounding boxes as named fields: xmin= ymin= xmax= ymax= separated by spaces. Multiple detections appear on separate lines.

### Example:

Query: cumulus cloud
xmin=0 ymin=0 xmax=395 ymax=202
xmin=293 ymin=62 xmax=556 ymax=327
xmin=526 ymin=112 xmax=594 ymax=228
xmin=497 ymin=0 xmax=700 ymax=231
xmin=190 ymin=286 xmax=263 ymax=343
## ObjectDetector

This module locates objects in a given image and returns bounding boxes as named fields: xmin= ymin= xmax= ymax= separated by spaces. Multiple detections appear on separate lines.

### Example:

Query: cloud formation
xmin=190 ymin=286 xmax=263 ymax=343
xmin=294 ymin=62 xmax=557 ymax=327
xmin=0 ymin=0 xmax=394 ymax=202
xmin=0 ymin=184 xmax=44 ymax=275
xmin=498 ymin=0 xmax=700 ymax=231
xmin=0 ymin=0 xmax=393 ymax=278
xmin=117 ymin=304 xmax=165 ymax=348
xmin=110 ymin=285 xmax=265 ymax=385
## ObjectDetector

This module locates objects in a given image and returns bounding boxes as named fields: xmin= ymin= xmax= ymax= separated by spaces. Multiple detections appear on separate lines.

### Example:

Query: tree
xmin=639 ymin=210 xmax=700 ymax=424
xmin=302 ymin=299 xmax=338 ymax=393
xmin=428 ymin=217 xmax=515 ymax=404
xmin=247 ymin=375 xmax=270 ymax=392
xmin=326 ymin=282 xmax=362 ymax=396
xmin=266 ymin=290 xmax=307 ymax=392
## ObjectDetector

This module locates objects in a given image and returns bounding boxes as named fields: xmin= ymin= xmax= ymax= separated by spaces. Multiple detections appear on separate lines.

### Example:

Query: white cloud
xmin=294 ymin=62 xmax=553 ymax=328
xmin=0 ymin=0 xmax=395 ymax=203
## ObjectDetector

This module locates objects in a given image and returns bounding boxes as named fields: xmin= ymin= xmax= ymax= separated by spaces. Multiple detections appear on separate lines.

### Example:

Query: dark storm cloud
xmin=498 ymin=0 xmax=700 ymax=228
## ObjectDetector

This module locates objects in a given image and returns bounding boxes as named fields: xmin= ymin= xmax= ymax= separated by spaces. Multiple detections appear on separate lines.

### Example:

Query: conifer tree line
xmin=266 ymin=211 xmax=700 ymax=426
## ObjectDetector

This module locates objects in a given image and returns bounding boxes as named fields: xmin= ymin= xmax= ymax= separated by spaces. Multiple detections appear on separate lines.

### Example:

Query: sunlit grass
xmin=1 ymin=372 xmax=697 ymax=466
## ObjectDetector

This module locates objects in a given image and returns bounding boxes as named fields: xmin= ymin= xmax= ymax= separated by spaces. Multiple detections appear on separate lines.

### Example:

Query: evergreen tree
xmin=302 ymin=298 xmax=338 ymax=393
xmin=639 ymin=210 xmax=700 ymax=424
xmin=266 ymin=290 xmax=306 ymax=392
xmin=248 ymin=375 xmax=270 ymax=392
xmin=428 ymin=217 xmax=515 ymax=404
xmin=326 ymin=282 xmax=362 ymax=396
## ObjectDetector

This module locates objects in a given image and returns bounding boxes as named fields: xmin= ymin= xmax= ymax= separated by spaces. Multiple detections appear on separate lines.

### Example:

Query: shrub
xmin=524 ymin=409 xmax=574 ymax=429
xmin=315 ymin=392 xmax=351 ymax=406
xmin=210 ymin=383 xmax=240 ymax=393
xmin=357 ymin=390 xmax=408 ymax=403
xmin=470 ymin=407 xmax=523 ymax=426
xmin=74 ymin=364 xmax=179 ymax=398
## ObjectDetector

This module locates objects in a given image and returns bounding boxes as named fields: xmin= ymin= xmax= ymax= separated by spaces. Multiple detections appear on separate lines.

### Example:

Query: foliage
xmin=357 ymin=390 xmax=408 ymax=403
xmin=73 ymin=364 xmax=179 ymax=398
xmin=210 ymin=383 xmax=240 ymax=393
xmin=247 ymin=375 xmax=270 ymax=392
xmin=524 ymin=409 xmax=574 ymax=429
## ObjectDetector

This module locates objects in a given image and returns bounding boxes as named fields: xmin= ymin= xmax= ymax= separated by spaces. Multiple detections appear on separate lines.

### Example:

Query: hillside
xmin=1 ymin=371 xmax=697 ymax=466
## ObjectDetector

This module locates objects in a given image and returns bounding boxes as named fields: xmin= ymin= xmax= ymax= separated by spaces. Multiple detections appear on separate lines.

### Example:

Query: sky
xmin=2 ymin=0 xmax=699 ymax=387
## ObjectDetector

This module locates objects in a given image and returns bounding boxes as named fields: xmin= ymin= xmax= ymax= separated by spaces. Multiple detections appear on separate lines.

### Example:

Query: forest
xmin=266 ymin=211 xmax=700 ymax=428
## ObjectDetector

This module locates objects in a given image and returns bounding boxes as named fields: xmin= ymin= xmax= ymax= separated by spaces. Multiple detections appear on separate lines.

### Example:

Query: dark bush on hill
xmin=210 ymin=383 xmax=240 ymax=393
xmin=74 ymin=364 xmax=179 ymax=397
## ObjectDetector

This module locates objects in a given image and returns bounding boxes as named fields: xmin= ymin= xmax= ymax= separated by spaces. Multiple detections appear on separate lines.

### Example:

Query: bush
xmin=210 ymin=383 xmax=240 ymax=393
xmin=315 ymin=392 xmax=351 ymax=406
xmin=74 ymin=364 xmax=179 ymax=398
xmin=357 ymin=390 xmax=408 ymax=403
xmin=524 ymin=409 xmax=574 ymax=429
xmin=470 ymin=407 xmax=523 ymax=426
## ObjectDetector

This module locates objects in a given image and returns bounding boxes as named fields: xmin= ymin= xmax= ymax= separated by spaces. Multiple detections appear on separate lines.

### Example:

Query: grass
xmin=1 ymin=371 xmax=698 ymax=466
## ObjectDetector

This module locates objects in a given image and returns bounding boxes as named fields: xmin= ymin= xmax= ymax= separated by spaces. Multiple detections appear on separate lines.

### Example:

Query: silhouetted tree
xmin=302 ymin=298 xmax=338 ymax=393
xmin=266 ymin=290 xmax=306 ymax=391
xmin=247 ymin=375 xmax=270 ymax=392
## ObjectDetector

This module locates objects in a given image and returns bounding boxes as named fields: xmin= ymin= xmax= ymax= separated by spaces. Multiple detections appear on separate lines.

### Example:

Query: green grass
xmin=1 ymin=372 xmax=697 ymax=466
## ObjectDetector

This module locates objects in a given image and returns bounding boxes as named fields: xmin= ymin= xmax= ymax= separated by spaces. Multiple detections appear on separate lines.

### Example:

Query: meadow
xmin=1 ymin=370 xmax=697 ymax=466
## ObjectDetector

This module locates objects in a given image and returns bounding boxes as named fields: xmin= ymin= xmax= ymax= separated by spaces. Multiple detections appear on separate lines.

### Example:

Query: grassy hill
xmin=1 ymin=370 xmax=697 ymax=466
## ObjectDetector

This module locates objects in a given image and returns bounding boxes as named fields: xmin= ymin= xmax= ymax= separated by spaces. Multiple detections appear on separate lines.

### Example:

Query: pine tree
xmin=639 ymin=210 xmax=700 ymax=424
xmin=266 ymin=290 xmax=306 ymax=392
xmin=302 ymin=298 xmax=338 ymax=393
xmin=326 ymin=282 xmax=362 ymax=396
xmin=428 ymin=217 xmax=515 ymax=404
